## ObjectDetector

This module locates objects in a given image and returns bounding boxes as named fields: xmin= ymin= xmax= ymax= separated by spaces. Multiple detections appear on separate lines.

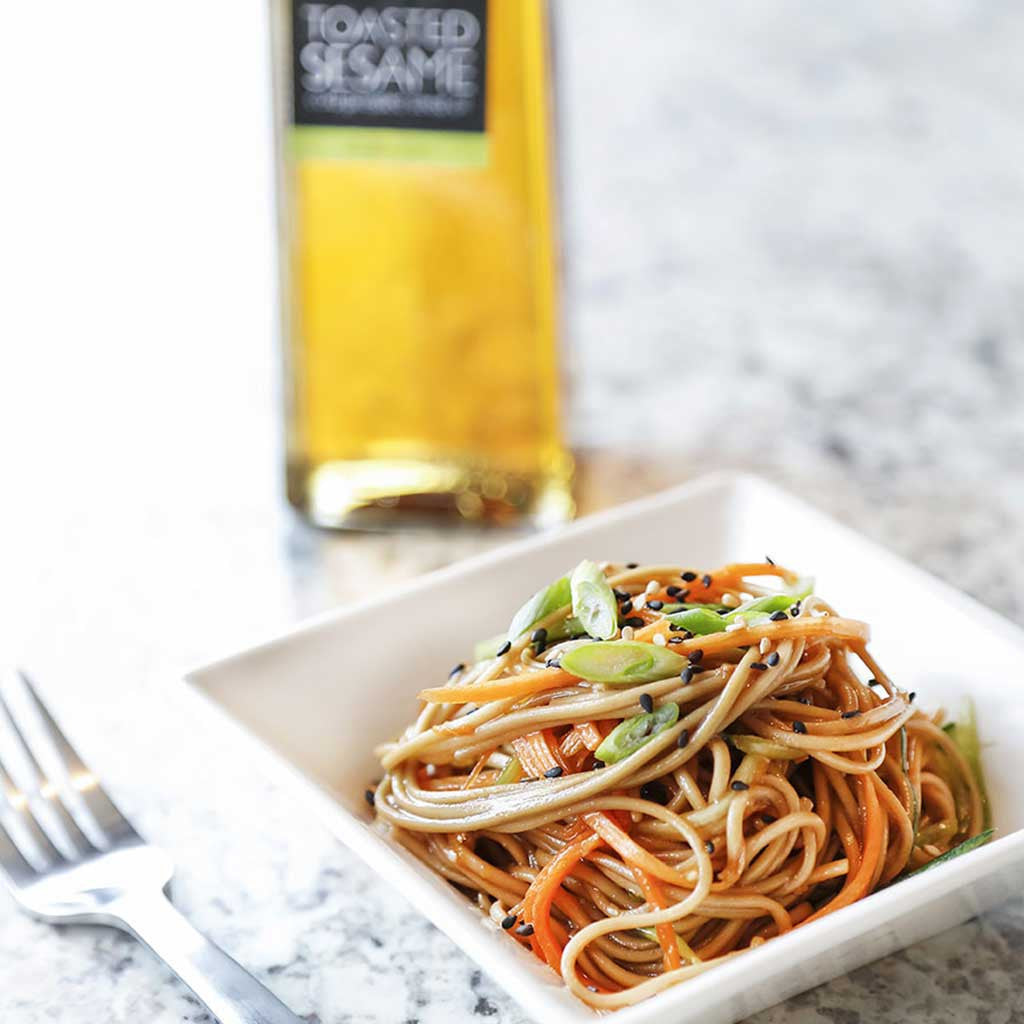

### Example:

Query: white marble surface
xmin=2 ymin=1 xmax=1024 ymax=1022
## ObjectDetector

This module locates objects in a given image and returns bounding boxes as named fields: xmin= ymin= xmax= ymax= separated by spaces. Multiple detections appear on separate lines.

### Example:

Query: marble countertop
xmin=3 ymin=0 xmax=1024 ymax=1021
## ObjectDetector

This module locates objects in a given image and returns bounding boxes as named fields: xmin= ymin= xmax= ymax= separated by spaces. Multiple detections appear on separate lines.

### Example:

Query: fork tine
xmin=0 ymin=817 xmax=36 ymax=887
xmin=13 ymin=670 xmax=137 ymax=843
xmin=0 ymin=685 xmax=94 ymax=859
xmin=0 ymin=761 xmax=66 ymax=869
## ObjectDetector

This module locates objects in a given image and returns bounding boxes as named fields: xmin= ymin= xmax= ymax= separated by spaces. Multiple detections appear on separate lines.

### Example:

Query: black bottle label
xmin=290 ymin=2 xmax=488 ymax=163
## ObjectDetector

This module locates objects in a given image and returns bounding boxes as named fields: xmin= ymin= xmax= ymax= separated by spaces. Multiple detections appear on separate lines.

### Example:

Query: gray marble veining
xmin=2 ymin=1 xmax=1024 ymax=1022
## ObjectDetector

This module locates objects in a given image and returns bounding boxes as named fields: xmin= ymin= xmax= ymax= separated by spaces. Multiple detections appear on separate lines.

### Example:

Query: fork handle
xmin=115 ymin=890 xmax=305 ymax=1024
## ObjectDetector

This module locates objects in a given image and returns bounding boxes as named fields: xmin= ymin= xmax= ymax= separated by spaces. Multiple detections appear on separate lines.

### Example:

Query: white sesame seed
xmin=621 ymin=626 xmax=635 ymax=641
xmin=759 ymin=638 xmax=771 ymax=654
xmin=645 ymin=579 xmax=659 ymax=594
xmin=720 ymin=593 xmax=739 ymax=608
xmin=725 ymin=620 xmax=746 ymax=633
xmin=633 ymin=594 xmax=647 ymax=611
xmin=653 ymin=633 xmax=667 ymax=647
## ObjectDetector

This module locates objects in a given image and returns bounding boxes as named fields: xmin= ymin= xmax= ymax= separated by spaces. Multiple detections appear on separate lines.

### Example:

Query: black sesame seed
xmin=841 ymin=709 xmax=861 ymax=719
xmin=531 ymin=627 xmax=548 ymax=644
xmin=364 ymin=789 xmax=375 ymax=807
xmin=766 ymin=652 xmax=781 ymax=666
xmin=765 ymin=555 xmax=776 ymax=565
xmin=750 ymin=662 xmax=768 ymax=671
xmin=680 ymin=667 xmax=695 ymax=684
xmin=790 ymin=602 xmax=801 ymax=616
xmin=769 ymin=610 xmax=788 ymax=622
xmin=701 ymin=574 xmax=712 ymax=588
xmin=792 ymin=720 xmax=807 ymax=734
xmin=623 ymin=616 xmax=644 ymax=628
xmin=496 ymin=640 xmax=512 ymax=656
xmin=619 ymin=600 xmax=633 ymax=614
xmin=717 ymin=608 xmax=730 ymax=616
xmin=613 ymin=589 xmax=631 ymax=601
xmin=682 ymin=571 xmax=697 ymax=582
xmin=626 ymin=562 xmax=639 ymax=569
xmin=730 ymin=780 xmax=749 ymax=791
xmin=593 ymin=760 xmax=605 ymax=769
xmin=545 ymin=657 xmax=562 ymax=669
xmin=647 ymin=600 xmax=664 ymax=611
xmin=704 ymin=840 xmax=715 ymax=854
xmin=501 ymin=914 xmax=517 ymax=930
xmin=449 ymin=663 xmax=465 ymax=677
xmin=639 ymin=693 xmax=654 ymax=713
xmin=666 ymin=586 xmax=682 ymax=597
xmin=669 ymin=622 xmax=686 ymax=632
xmin=640 ymin=780 xmax=668 ymax=804
xmin=908 ymin=692 xmax=916 ymax=703
xmin=677 ymin=729 xmax=690 ymax=748
xmin=868 ymin=678 xmax=882 ymax=688
xmin=516 ymin=923 xmax=535 ymax=937
xmin=544 ymin=766 xmax=564 ymax=778
xmin=668 ymin=637 xmax=685 ymax=645
xmin=688 ymin=650 xmax=704 ymax=664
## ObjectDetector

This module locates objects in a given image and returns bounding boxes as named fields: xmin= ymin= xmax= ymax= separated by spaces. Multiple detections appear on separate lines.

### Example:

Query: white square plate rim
xmin=179 ymin=471 xmax=1024 ymax=1024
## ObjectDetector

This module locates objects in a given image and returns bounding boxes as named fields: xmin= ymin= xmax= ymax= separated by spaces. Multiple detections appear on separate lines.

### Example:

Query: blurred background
xmin=1 ymin=2 xmax=1023 ymax=1021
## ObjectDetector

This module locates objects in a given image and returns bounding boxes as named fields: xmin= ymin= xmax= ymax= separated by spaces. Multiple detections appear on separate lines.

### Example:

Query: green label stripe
xmin=289 ymin=126 xmax=488 ymax=167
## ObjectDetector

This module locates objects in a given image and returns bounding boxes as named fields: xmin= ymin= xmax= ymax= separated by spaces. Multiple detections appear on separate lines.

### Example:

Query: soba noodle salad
xmin=370 ymin=561 xmax=991 ymax=1009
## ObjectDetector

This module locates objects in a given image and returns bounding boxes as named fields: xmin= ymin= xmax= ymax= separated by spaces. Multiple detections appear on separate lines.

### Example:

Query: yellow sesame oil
xmin=271 ymin=1 xmax=573 ymax=527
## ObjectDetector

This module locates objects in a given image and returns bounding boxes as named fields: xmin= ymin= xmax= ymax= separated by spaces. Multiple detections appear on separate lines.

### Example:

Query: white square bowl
xmin=182 ymin=472 xmax=1024 ymax=1024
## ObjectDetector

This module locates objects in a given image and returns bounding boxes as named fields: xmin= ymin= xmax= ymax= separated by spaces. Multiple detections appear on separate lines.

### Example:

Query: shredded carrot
xmin=419 ymin=666 xmax=575 ymax=705
xmin=805 ymin=773 xmax=882 ymax=922
xmin=561 ymin=721 xmax=612 ymax=757
xmin=711 ymin=562 xmax=800 ymax=587
xmin=521 ymin=827 xmax=605 ymax=970
xmin=583 ymin=812 xmax=694 ymax=888
xmin=636 ymin=614 xmax=870 ymax=650
xmin=462 ymin=747 xmax=496 ymax=789
xmin=630 ymin=866 xmax=681 ymax=972
xmin=512 ymin=730 xmax=569 ymax=777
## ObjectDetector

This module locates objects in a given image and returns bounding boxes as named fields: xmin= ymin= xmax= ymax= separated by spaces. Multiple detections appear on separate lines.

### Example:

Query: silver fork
xmin=0 ymin=669 xmax=304 ymax=1024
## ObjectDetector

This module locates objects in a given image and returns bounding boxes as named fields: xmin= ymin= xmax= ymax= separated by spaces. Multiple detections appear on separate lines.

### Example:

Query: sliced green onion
xmin=636 ymin=927 xmax=699 ymax=961
xmin=476 ymin=615 xmax=585 ymax=662
xmin=729 ymin=735 xmax=804 ymax=761
xmin=732 ymin=578 xmax=813 ymax=619
xmin=945 ymin=699 xmax=991 ymax=829
xmin=560 ymin=641 xmax=687 ymax=686
xmin=507 ymin=575 xmax=572 ymax=640
xmin=664 ymin=607 xmax=729 ymax=636
xmin=474 ymin=632 xmax=507 ymax=662
xmin=664 ymin=580 xmax=814 ymax=636
xmin=595 ymin=703 xmax=679 ymax=764
xmin=496 ymin=756 xmax=522 ymax=785
xmin=901 ymin=828 xmax=994 ymax=879
xmin=548 ymin=617 xmax=588 ymax=643
xmin=570 ymin=560 xmax=618 ymax=641
xmin=659 ymin=602 xmax=728 ymax=615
